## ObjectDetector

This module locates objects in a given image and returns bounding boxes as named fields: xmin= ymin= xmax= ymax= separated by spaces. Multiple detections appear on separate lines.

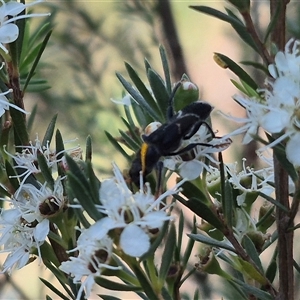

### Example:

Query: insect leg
xmin=183 ymin=121 xmax=215 ymax=140
xmin=168 ymin=142 xmax=213 ymax=156
xmin=167 ymin=82 xmax=181 ymax=120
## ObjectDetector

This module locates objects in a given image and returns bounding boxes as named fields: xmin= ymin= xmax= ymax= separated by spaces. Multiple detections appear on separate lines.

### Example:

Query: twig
xmin=156 ymin=0 xmax=188 ymax=80
xmin=268 ymin=1 xmax=294 ymax=299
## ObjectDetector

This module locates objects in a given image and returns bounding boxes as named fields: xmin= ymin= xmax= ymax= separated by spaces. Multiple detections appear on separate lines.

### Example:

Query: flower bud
xmin=196 ymin=246 xmax=231 ymax=279
xmin=173 ymin=78 xmax=199 ymax=111
xmin=243 ymin=230 xmax=269 ymax=253
xmin=257 ymin=201 xmax=275 ymax=233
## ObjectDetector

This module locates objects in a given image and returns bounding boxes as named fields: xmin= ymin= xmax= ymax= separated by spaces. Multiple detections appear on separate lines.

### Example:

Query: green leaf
xmin=27 ymin=104 xmax=37 ymax=133
xmin=177 ymin=211 xmax=184 ymax=257
xmin=123 ymin=103 xmax=136 ymax=129
xmin=293 ymin=259 xmax=300 ymax=274
xmin=43 ymin=260 xmax=73 ymax=296
xmin=124 ymin=62 xmax=162 ymax=119
xmin=23 ymin=30 xmax=52 ymax=92
xmin=37 ymin=152 xmax=54 ymax=189
xmin=190 ymin=6 xmax=244 ymax=28
xmin=256 ymin=205 xmax=275 ymax=233
xmin=230 ymin=278 xmax=272 ymax=300
xmin=193 ymin=289 xmax=200 ymax=300
xmin=131 ymin=264 xmax=159 ymax=300
xmin=10 ymin=107 xmax=29 ymax=146
xmin=85 ymin=135 xmax=92 ymax=162
xmin=42 ymin=114 xmax=58 ymax=148
xmin=139 ymin=220 xmax=170 ymax=261
xmin=116 ymin=72 xmax=160 ymax=121
xmin=5 ymin=160 xmax=19 ymax=192
xmin=227 ymin=0 xmax=250 ymax=11
xmin=159 ymin=223 xmax=176 ymax=282
xmin=258 ymin=191 xmax=289 ymax=213
xmin=241 ymin=234 xmax=263 ymax=272
xmin=55 ymin=129 xmax=65 ymax=161
xmin=234 ymin=257 xmax=267 ymax=285
xmin=240 ymin=60 xmax=269 ymax=75
xmin=144 ymin=58 xmax=152 ymax=73
xmin=179 ymin=180 xmax=211 ymax=206
xmin=95 ymin=277 xmax=141 ymax=292
xmin=85 ymin=161 xmax=101 ymax=204
xmin=188 ymin=233 xmax=236 ymax=253
xmin=161 ymin=287 xmax=172 ymax=300
xmin=159 ymin=45 xmax=172 ymax=94
xmin=0 ymin=119 xmax=11 ymax=152
xmin=265 ymin=248 xmax=277 ymax=283
xmin=39 ymin=278 xmax=70 ymax=300
xmin=182 ymin=216 xmax=197 ymax=267
xmin=147 ymin=68 xmax=169 ymax=120
xmin=121 ymin=117 xmax=141 ymax=146
xmin=230 ymin=79 xmax=259 ymax=98
xmin=119 ymin=129 xmax=140 ymax=152
xmin=21 ymin=22 xmax=52 ymax=65
xmin=264 ymin=1 xmax=282 ymax=43
xmin=67 ymin=171 xmax=101 ymax=221
xmin=231 ymin=79 xmax=249 ymax=95
xmin=105 ymin=131 xmax=131 ymax=161
xmin=175 ymin=195 xmax=224 ymax=231
xmin=225 ymin=8 xmax=258 ymax=52
xmin=98 ymin=295 xmax=122 ymax=300
xmin=66 ymin=155 xmax=102 ymax=221
xmin=9 ymin=12 xmax=26 ymax=67
xmin=214 ymin=53 xmax=258 ymax=90
xmin=131 ymin=99 xmax=150 ymax=129
xmin=222 ymin=180 xmax=234 ymax=228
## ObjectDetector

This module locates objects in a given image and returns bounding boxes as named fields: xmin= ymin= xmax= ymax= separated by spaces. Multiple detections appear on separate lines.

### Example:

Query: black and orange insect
xmin=129 ymin=84 xmax=214 ymax=187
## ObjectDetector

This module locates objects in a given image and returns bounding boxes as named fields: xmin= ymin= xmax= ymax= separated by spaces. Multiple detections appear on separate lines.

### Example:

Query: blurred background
xmin=1 ymin=0 xmax=300 ymax=299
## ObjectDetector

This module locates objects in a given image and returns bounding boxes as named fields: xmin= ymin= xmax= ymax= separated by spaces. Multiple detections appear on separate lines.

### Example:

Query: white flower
xmin=226 ymin=158 xmax=274 ymax=207
xmin=0 ymin=0 xmax=50 ymax=54
xmin=60 ymin=235 xmax=120 ymax=300
xmin=221 ymin=95 xmax=270 ymax=144
xmin=0 ymin=208 xmax=43 ymax=274
xmin=96 ymin=162 xmax=183 ymax=257
xmin=5 ymin=135 xmax=79 ymax=193
xmin=225 ymin=39 xmax=300 ymax=168
xmin=0 ymin=178 xmax=65 ymax=273
xmin=268 ymin=39 xmax=300 ymax=79
xmin=163 ymin=126 xmax=231 ymax=180
xmin=13 ymin=178 xmax=65 ymax=220
xmin=0 ymin=89 xmax=28 ymax=117
xmin=110 ymin=94 xmax=132 ymax=106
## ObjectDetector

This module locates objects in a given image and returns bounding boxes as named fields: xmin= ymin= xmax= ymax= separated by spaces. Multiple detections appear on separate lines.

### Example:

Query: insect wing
xmin=180 ymin=101 xmax=213 ymax=120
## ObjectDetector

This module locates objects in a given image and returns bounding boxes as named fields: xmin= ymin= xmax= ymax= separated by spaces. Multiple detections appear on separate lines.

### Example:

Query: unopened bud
xmin=173 ymin=78 xmax=199 ymax=111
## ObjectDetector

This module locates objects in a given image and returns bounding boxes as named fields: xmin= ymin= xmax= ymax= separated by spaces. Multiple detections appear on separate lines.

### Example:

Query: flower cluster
xmin=0 ymin=0 xmax=49 ymax=117
xmin=4 ymin=135 xmax=81 ymax=192
xmin=60 ymin=162 xmax=184 ymax=299
xmin=97 ymin=163 xmax=183 ymax=257
xmin=0 ymin=178 xmax=65 ymax=273
xmin=60 ymin=233 xmax=120 ymax=300
xmin=0 ymin=0 xmax=50 ymax=54
xmin=0 ymin=136 xmax=81 ymax=273
xmin=225 ymin=39 xmax=300 ymax=167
